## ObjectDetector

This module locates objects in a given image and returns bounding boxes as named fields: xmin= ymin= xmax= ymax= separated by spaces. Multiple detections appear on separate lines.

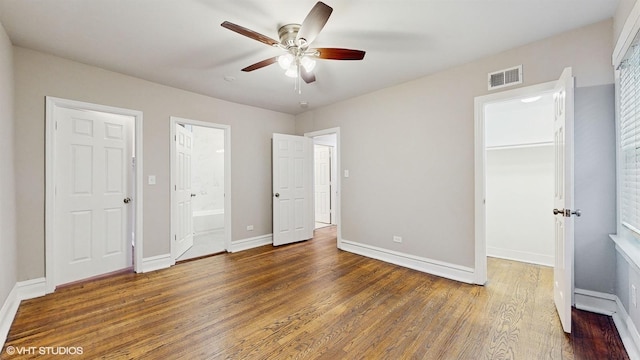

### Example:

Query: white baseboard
xmin=0 ymin=286 xmax=19 ymax=348
xmin=140 ymin=254 xmax=174 ymax=273
xmin=340 ymin=239 xmax=475 ymax=284
xmin=229 ymin=234 xmax=272 ymax=253
xmin=487 ymin=247 xmax=554 ymax=267
xmin=574 ymin=288 xmax=618 ymax=315
xmin=574 ymin=288 xmax=640 ymax=359
xmin=1 ymin=278 xmax=46 ymax=348
xmin=613 ymin=296 xmax=640 ymax=360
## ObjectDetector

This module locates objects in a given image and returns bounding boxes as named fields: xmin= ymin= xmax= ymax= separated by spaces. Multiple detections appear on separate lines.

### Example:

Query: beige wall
xmin=14 ymin=47 xmax=295 ymax=281
xmin=0 ymin=22 xmax=16 ymax=307
xmin=296 ymin=20 xmax=614 ymax=269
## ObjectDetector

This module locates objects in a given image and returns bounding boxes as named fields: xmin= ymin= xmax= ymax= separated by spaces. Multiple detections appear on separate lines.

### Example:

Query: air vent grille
xmin=488 ymin=65 xmax=522 ymax=90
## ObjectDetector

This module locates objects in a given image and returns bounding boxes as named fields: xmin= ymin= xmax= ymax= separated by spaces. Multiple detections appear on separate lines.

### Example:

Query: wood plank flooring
xmin=1 ymin=226 xmax=629 ymax=359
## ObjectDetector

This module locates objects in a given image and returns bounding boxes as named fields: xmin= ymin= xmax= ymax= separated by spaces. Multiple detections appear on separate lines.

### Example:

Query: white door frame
xmin=305 ymin=127 xmax=342 ymax=248
xmin=45 ymin=97 xmax=144 ymax=294
xmin=170 ymin=116 xmax=231 ymax=261
xmin=474 ymin=81 xmax=556 ymax=285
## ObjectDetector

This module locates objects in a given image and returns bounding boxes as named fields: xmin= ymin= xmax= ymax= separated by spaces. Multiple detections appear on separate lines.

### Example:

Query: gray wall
xmin=13 ymin=47 xmax=295 ymax=281
xmin=0 ymin=22 xmax=17 ymax=309
xmin=574 ymin=84 xmax=616 ymax=293
xmin=296 ymin=20 xmax=614 ymax=286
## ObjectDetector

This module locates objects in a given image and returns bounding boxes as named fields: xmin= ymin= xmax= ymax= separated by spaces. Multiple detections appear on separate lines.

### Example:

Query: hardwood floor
xmin=2 ymin=226 xmax=629 ymax=359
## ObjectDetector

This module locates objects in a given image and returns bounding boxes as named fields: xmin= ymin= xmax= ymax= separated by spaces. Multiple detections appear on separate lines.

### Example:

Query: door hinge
xmin=174 ymin=135 xmax=177 ymax=141
xmin=174 ymin=234 xmax=177 ymax=240
xmin=55 ymin=121 xmax=58 ymax=130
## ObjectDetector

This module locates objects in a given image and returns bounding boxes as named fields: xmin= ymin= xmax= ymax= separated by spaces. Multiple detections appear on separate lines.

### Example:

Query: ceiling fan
xmin=221 ymin=1 xmax=365 ymax=91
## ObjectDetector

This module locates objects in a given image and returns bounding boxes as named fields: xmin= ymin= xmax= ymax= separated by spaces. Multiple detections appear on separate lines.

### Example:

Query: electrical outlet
xmin=633 ymin=284 xmax=637 ymax=308
xmin=247 ymin=225 xmax=254 ymax=231
xmin=393 ymin=236 xmax=402 ymax=243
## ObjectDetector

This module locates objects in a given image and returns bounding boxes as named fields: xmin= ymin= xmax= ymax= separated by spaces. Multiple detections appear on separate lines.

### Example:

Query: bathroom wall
xmin=192 ymin=126 xmax=225 ymax=213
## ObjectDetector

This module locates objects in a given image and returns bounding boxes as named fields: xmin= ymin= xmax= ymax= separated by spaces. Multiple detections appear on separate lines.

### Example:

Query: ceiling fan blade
xmin=312 ymin=48 xmax=366 ymax=60
xmin=296 ymin=2 xmax=333 ymax=47
xmin=221 ymin=21 xmax=280 ymax=47
xmin=241 ymin=57 xmax=278 ymax=72
xmin=301 ymin=67 xmax=316 ymax=84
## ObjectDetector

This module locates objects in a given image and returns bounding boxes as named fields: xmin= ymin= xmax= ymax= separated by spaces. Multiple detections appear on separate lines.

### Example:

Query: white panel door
xmin=55 ymin=107 xmax=132 ymax=285
xmin=174 ymin=124 xmax=194 ymax=258
xmin=273 ymin=133 xmax=314 ymax=246
xmin=552 ymin=67 xmax=575 ymax=334
xmin=314 ymin=145 xmax=332 ymax=224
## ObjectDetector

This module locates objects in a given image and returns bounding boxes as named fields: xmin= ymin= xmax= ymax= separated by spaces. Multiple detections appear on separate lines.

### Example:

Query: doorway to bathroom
xmin=170 ymin=116 xmax=231 ymax=261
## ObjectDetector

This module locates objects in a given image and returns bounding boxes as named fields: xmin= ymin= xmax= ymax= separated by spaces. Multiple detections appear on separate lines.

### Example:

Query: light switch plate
xmin=344 ymin=170 xmax=349 ymax=178
xmin=148 ymin=175 xmax=156 ymax=185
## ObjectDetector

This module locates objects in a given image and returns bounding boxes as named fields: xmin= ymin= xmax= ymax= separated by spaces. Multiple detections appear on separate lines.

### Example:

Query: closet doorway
xmin=484 ymin=92 xmax=555 ymax=266
xmin=170 ymin=117 xmax=231 ymax=262
xmin=474 ymin=79 xmax=560 ymax=285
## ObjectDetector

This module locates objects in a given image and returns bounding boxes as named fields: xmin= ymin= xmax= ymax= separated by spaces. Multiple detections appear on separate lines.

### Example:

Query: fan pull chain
xmin=297 ymin=62 xmax=302 ymax=94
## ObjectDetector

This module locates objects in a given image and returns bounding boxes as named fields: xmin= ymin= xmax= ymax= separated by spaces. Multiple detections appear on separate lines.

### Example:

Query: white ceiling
xmin=0 ymin=0 xmax=619 ymax=115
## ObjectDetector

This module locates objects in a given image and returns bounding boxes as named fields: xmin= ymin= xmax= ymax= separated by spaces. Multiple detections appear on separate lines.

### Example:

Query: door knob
xmin=274 ymin=193 xmax=280 ymax=198
xmin=191 ymin=193 xmax=196 ymax=197
xmin=124 ymin=197 xmax=132 ymax=204
xmin=553 ymin=208 xmax=581 ymax=217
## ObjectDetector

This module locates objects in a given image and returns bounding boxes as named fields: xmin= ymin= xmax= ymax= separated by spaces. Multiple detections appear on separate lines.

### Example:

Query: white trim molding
xmin=45 ymin=97 xmax=144 ymax=293
xmin=613 ymin=0 xmax=640 ymax=67
xmin=140 ymin=254 xmax=174 ymax=273
xmin=0 ymin=287 xmax=20 ymax=347
xmin=613 ymin=296 xmax=640 ymax=360
xmin=230 ymin=234 xmax=273 ymax=253
xmin=573 ymin=288 xmax=640 ymax=359
xmin=341 ymin=239 xmax=476 ymax=284
xmin=574 ymin=288 xmax=617 ymax=315
xmin=1 ymin=278 xmax=46 ymax=347
xmin=169 ymin=117 xmax=232 ymax=261
xmin=487 ymin=247 xmax=554 ymax=267
xmin=474 ymin=80 xmax=558 ymax=285
xmin=304 ymin=128 xmax=342 ymax=249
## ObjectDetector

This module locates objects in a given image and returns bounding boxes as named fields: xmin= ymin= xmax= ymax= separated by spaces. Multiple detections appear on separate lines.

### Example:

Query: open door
xmin=552 ymin=67 xmax=576 ymax=333
xmin=273 ymin=133 xmax=314 ymax=246
xmin=174 ymin=124 xmax=194 ymax=258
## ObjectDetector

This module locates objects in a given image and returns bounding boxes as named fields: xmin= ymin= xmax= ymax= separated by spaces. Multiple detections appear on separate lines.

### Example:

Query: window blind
xmin=620 ymin=38 xmax=640 ymax=234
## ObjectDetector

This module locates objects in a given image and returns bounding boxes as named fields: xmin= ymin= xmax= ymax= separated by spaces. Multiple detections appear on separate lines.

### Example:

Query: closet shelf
xmin=485 ymin=141 xmax=553 ymax=151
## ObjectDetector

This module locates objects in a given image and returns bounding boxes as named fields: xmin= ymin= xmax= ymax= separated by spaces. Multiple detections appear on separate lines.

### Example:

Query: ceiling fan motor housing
xmin=278 ymin=24 xmax=302 ymax=48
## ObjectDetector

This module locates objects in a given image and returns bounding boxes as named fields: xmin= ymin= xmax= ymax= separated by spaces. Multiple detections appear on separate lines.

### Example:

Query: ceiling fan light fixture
xmin=221 ymin=1 xmax=365 ymax=92
xmin=285 ymin=64 xmax=298 ymax=78
xmin=300 ymin=56 xmax=316 ymax=72
xmin=278 ymin=53 xmax=294 ymax=70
